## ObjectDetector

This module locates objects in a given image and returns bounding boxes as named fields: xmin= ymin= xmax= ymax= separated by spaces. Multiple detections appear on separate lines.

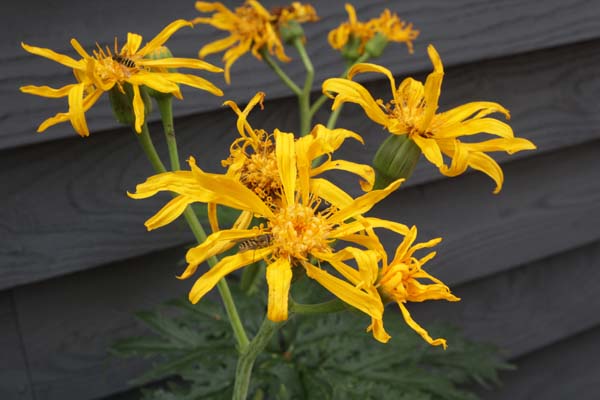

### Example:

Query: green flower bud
xmin=373 ymin=134 xmax=421 ymax=189
xmin=144 ymin=46 xmax=177 ymax=100
xmin=108 ymin=83 xmax=152 ymax=126
xmin=341 ymin=34 xmax=362 ymax=62
xmin=365 ymin=32 xmax=388 ymax=58
xmin=279 ymin=20 xmax=306 ymax=44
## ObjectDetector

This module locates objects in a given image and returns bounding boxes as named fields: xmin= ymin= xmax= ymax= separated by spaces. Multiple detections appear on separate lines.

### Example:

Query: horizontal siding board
xmin=4 ymin=0 xmax=600 ymax=149
xmin=13 ymin=240 xmax=600 ymax=399
xmin=2 ymin=37 xmax=599 ymax=289
xmin=478 ymin=324 xmax=600 ymax=400
xmin=12 ymin=247 xmax=189 ymax=400
xmin=0 ymin=291 xmax=33 ymax=400
xmin=413 ymin=240 xmax=600 ymax=359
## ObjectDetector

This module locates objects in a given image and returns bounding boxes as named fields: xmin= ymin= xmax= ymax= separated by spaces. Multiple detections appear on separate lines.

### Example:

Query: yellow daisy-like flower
xmin=328 ymin=3 xmax=419 ymax=56
xmin=192 ymin=1 xmax=317 ymax=84
xmin=220 ymin=92 xmax=374 ymax=204
xmin=271 ymin=2 xmax=319 ymax=26
xmin=332 ymin=226 xmax=459 ymax=347
xmin=322 ymin=44 xmax=537 ymax=193
xmin=129 ymin=131 xmax=408 ymax=323
xmin=20 ymin=20 xmax=223 ymax=136
xmin=369 ymin=226 xmax=459 ymax=348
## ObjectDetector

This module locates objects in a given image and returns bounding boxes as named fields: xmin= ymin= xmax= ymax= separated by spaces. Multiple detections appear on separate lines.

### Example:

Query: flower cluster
xmin=20 ymin=20 xmax=223 ymax=136
xmin=328 ymin=3 xmax=419 ymax=59
xmin=20 ymin=1 xmax=537 ymax=351
xmin=193 ymin=1 xmax=318 ymax=83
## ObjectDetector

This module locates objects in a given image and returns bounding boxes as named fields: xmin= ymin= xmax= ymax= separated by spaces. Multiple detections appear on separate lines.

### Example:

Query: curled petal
xmin=266 ymin=257 xmax=293 ymax=321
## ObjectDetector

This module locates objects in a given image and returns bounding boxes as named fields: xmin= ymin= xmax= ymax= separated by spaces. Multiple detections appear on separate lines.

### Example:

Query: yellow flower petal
xmin=69 ymin=38 xmax=91 ymax=59
xmin=223 ymin=91 xmax=265 ymax=139
xmin=154 ymin=72 xmax=223 ymax=96
xmin=20 ymin=84 xmax=78 ymax=98
xmin=463 ymin=137 xmax=537 ymax=154
xmin=440 ymin=101 xmax=510 ymax=126
xmin=438 ymin=118 xmax=515 ymax=139
xmin=367 ymin=318 xmax=391 ymax=343
xmin=266 ymin=257 xmax=293 ymax=321
xmin=467 ymin=152 xmax=504 ymax=194
xmin=131 ymin=84 xmax=145 ymax=133
xmin=188 ymin=247 xmax=272 ymax=304
xmin=328 ymin=179 xmax=403 ymax=224
xmin=140 ymin=57 xmax=223 ymax=73
xmin=412 ymin=135 xmax=444 ymax=168
xmin=420 ymin=45 xmax=444 ymax=130
xmin=312 ymin=159 xmax=375 ymax=192
xmin=322 ymin=78 xmax=389 ymax=127
xmin=275 ymin=130 xmax=297 ymax=205
xmin=347 ymin=63 xmax=398 ymax=105
xmin=198 ymin=35 xmax=239 ymax=58
xmin=21 ymin=42 xmax=82 ymax=69
xmin=127 ymin=71 xmax=180 ymax=95
xmin=182 ymin=229 xmax=268 ymax=280
xmin=310 ymin=178 xmax=353 ymax=209
xmin=331 ymin=217 xmax=410 ymax=239
xmin=138 ymin=19 xmax=192 ymax=57
xmin=398 ymin=302 xmax=447 ymax=348
xmin=302 ymin=261 xmax=383 ymax=320
xmin=67 ymin=83 xmax=88 ymax=137
xmin=143 ymin=195 xmax=195 ymax=231
xmin=125 ymin=33 xmax=143 ymax=55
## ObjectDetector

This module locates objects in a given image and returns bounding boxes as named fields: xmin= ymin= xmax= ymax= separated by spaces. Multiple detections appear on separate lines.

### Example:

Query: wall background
xmin=2 ymin=0 xmax=599 ymax=399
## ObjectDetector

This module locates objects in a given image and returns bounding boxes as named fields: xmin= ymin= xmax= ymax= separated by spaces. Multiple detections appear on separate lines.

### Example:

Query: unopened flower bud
xmin=341 ymin=35 xmax=362 ymax=62
xmin=365 ymin=32 xmax=388 ymax=58
xmin=108 ymin=83 xmax=152 ymax=126
xmin=373 ymin=134 xmax=421 ymax=189
xmin=144 ymin=46 xmax=177 ymax=100
xmin=279 ymin=20 xmax=306 ymax=44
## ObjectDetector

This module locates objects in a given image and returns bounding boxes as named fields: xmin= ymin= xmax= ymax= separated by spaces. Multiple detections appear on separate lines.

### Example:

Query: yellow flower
xmin=220 ymin=91 xmax=374 ymax=203
xmin=272 ymin=2 xmax=319 ymax=26
xmin=129 ymin=130 xmax=409 ymax=323
xmin=368 ymin=227 xmax=459 ymax=348
xmin=20 ymin=20 xmax=223 ymax=136
xmin=192 ymin=1 xmax=317 ymax=84
xmin=328 ymin=3 xmax=418 ymax=56
xmin=322 ymin=44 xmax=537 ymax=193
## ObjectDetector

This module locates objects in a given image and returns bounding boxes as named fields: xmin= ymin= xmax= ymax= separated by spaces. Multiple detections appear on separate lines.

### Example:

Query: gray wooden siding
xmin=2 ymin=0 xmax=599 ymax=399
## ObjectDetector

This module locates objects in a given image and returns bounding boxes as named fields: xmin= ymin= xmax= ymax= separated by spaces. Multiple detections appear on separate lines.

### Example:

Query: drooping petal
xmin=322 ymin=78 xmax=389 ymax=127
xmin=398 ymin=302 xmax=447 ymax=349
xmin=347 ymin=63 xmax=398 ymax=105
xmin=367 ymin=317 xmax=391 ymax=343
xmin=412 ymin=135 xmax=444 ymax=168
xmin=188 ymin=248 xmax=272 ymax=303
xmin=131 ymin=84 xmax=145 ymax=133
xmin=302 ymin=261 xmax=383 ymax=320
xmin=437 ymin=118 xmax=515 ymax=139
xmin=266 ymin=257 xmax=293 ymax=321
xmin=467 ymin=152 xmax=504 ymax=194
xmin=67 ymin=83 xmax=89 ymax=136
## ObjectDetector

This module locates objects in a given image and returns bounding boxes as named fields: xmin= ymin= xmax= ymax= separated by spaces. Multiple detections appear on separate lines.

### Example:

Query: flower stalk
xmin=293 ymin=37 xmax=314 ymax=136
xmin=233 ymin=318 xmax=283 ymax=400
xmin=137 ymin=102 xmax=250 ymax=350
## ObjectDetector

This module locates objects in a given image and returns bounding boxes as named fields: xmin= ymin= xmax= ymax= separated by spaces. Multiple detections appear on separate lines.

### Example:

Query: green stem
xmin=233 ymin=318 xmax=282 ymax=400
xmin=137 ymin=123 xmax=167 ymax=173
xmin=293 ymin=38 xmax=314 ymax=136
xmin=136 ymin=110 xmax=250 ymax=350
xmin=290 ymin=298 xmax=347 ymax=315
xmin=326 ymin=105 xmax=343 ymax=129
xmin=261 ymin=49 xmax=302 ymax=96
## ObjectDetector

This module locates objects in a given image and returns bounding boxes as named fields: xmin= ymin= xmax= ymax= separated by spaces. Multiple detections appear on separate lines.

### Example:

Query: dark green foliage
xmin=112 ymin=281 xmax=512 ymax=400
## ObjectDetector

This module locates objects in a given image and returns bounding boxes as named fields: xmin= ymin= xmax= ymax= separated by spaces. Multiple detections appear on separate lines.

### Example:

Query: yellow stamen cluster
xmin=269 ymin=202 xmax=331 ymax=260
xmin=272 ymin=2 xmax=319 ymax=25
xmin=237 ymin=137 xmax=281 ymax=202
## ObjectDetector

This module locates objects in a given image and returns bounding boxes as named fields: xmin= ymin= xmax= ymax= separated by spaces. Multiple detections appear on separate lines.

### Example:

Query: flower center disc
xmin=269 ymin=203 xmax=330 ymax=260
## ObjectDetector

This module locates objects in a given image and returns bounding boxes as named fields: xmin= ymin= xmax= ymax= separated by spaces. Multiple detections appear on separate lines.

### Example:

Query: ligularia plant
xmin=20 ymin=1 xmax=532 ymax=399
